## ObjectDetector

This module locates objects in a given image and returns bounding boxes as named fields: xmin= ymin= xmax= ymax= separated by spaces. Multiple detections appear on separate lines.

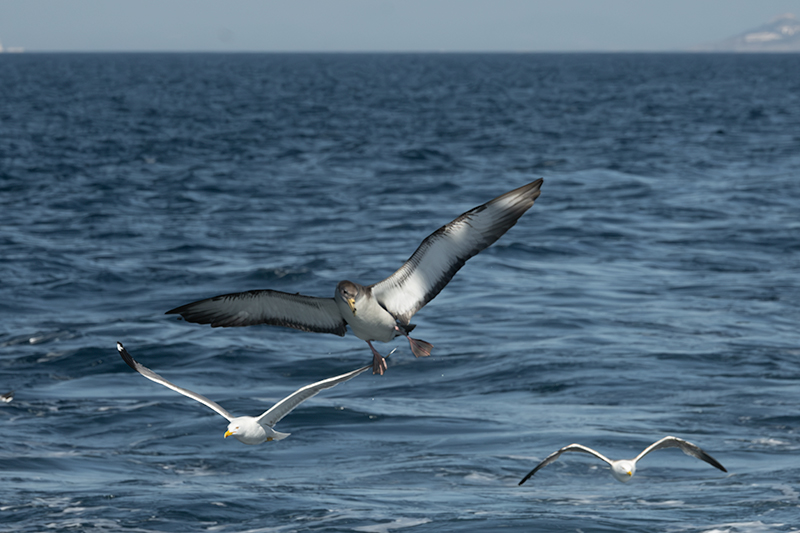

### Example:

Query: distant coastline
xmin=0 ymin=41 xmax=25 ymax=53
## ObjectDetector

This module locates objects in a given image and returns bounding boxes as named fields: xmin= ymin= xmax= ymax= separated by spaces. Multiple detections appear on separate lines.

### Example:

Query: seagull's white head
xmin=611 ymin=460 xmax=636 ymax=483
xmin=223 ymin=417 xmax=291 ymax=445
xmin=224 ymin=417 xmax=268 ymax=445
xmin=336 ymin=280 xmax=361 ymax=316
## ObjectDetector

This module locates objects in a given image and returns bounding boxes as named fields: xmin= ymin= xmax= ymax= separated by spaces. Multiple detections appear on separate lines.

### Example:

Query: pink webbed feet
xmin=367 ymin=341 xmax=388 ymax=375
xmin=393 ymin=325 xmax=433 ymax=358
xmin=407 ymin=336 xmax=433 ymax=358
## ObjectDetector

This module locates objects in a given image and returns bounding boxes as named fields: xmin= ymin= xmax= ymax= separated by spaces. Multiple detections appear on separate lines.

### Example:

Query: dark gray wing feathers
xmin=166 ymin=290 xmax=347 ymax=336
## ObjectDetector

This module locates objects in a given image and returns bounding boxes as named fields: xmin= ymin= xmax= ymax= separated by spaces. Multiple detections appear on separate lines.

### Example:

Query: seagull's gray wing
xmin=117 ymin=342 xmax=235 ymax=421
xmin=166 ymin=290 xmax=347 ymax=336
xmin=519 ymin=443 xmax=614 ymax=485
xmin=634 ymin=436 xmax=727 ymax=472
xmin=255 ymin=363 xmax=372 ymax=428
xmin=371 ymin=179 xmax=543 ymax=325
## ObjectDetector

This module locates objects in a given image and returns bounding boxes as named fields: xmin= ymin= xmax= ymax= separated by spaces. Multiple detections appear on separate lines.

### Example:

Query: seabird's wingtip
xmin=703 ymin=452 xmax=728 ymax=473
xmin=117 ymin=342 xmax=139 ymax=371
xmin=514 ymin=177 xmax=543 ymax=201
xmin=518 ymin=472 xmax=534 ymax=486
xmin=165 ymin=301 xmax=194 ymax=315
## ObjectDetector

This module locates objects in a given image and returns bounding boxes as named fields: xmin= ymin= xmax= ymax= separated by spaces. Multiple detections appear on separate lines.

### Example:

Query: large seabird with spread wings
xmin=167 ymin=179 xmax=544 ymax=375
xmin=518 ymin=436 xmax=727 ymax=485
xmin=117 ymin=342 xmax=374 ymax=445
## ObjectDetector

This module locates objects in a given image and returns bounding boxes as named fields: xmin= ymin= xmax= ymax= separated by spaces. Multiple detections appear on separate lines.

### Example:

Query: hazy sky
xmin=1 ymin=0 xmax=799 ymax=52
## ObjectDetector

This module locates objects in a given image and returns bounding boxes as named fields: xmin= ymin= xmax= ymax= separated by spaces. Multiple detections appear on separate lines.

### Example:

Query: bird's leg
xmin=367 ymin=341 xmax=388 ymax=375
xmin=394 ymin=325 xmax=433 ymax=358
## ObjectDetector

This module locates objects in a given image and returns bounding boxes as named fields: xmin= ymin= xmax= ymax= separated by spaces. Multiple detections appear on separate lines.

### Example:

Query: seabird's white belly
xmin=338 ymin=294 xmax=398 ymax=343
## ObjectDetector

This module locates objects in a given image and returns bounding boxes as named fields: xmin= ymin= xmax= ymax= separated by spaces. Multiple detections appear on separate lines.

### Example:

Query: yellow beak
xmin=627 ymin=471 xmax=632 ymax=476
xmin=224 ymin=430 xmax=233 ymax=438
xmin=347 ymin=297 xmax=357 ymax=315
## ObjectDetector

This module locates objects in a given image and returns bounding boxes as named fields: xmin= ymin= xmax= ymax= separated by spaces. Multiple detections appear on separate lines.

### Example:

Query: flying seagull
xmin=117 ymin=342 xmax=376 ymax=445
xmin=167 ymin=179 xmax=544 ymax=375
xmin=518 ymin=436 xmax=727 ymax=485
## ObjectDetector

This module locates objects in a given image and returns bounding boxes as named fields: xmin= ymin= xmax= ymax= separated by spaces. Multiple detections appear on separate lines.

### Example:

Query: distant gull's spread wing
xmin=634 ymin=436 xmax=727 ymax=472
xmin=519 ymin=443 xmax=614 ymax=485
xmin=117 ymin=342 xmax=235 ymax=421
xmin=372 ymin=179 xmax=543 ymax=325
xmin=256 ymin=362 xmax=373 ymax=428
xmin=166 ymin=290 xmax=347 ymax=336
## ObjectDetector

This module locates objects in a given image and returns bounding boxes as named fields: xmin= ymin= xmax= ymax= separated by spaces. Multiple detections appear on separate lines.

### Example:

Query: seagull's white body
xmin=609 ymin=459 xmax=638 ymax=483
xmin=224 ymin=416 xmax=289 ymax=445
xmin=166 ymin=179 xmax=544 ymax=374
xmin=518 ymin=436 xmax=727 ymax=485
xmin=117 ymin=342 xmax=373 ymax=445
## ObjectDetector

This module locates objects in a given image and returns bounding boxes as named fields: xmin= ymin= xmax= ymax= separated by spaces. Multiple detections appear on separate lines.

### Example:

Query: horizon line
xmin=4 ymin=49 xmax=800 ymax=54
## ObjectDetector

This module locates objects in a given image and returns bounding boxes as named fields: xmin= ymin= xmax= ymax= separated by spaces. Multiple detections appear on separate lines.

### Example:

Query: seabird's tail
xmin=270 ymin=431 xmax=291 ymax=441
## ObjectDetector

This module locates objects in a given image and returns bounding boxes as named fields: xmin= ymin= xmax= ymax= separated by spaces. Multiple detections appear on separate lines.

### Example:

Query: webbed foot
xmin=372 ymin=352 xmax=388 ymax=375
xmin=407 ymin=336 xmax=433 ymax=358
xmin=367 ymin=340 xmax=388 ymax=375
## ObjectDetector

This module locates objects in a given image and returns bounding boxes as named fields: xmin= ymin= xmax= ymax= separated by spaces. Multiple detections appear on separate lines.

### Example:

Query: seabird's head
xmin=611 ymin=460 xmax=636 ymax=483
xmin=336 ymin=280 xmax=360 ymax=316
xmin=224 ymin=417 xmax=268 ymax=445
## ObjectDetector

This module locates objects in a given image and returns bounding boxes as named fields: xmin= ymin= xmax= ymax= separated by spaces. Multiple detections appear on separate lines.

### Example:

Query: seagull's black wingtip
xmin=708 ymin=456 xmax=728 ymax=473
xmin=117 ymin=342 xmax=138 ymax=371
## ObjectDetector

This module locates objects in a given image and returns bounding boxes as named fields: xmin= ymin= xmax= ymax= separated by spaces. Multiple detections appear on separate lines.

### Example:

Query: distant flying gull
xmin=518 ymin=436 xmax=727 ymax=485
xmin=117 ymin=342 xmax=378 ymax=445
xmin=167 ymin=179 xmax=544 ymax=375
xmin=0 ymin=391 xmax=13 ymax=403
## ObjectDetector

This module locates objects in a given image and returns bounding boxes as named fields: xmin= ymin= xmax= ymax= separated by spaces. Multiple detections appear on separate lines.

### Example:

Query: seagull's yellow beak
xmin=224 ymin=430 xmax=233 ymax=438
xmin=627 ymin=471 xmax=633 ymax=476
xmin=347 ymin=297 xmax=357 ymax=315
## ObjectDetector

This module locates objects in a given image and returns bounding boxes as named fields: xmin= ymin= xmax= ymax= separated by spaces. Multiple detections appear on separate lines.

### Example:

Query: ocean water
xmin=1 ymin=53 xmax=799 ymax=532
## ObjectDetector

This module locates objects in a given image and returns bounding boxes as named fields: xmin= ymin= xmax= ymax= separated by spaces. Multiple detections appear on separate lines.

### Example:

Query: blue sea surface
xmin=1 ymin=53 xmax=800 ymax=532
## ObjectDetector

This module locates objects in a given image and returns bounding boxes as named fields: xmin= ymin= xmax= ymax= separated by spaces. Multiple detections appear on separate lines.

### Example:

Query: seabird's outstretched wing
xmin=256 ymin=363 xmax=372 ymax=428
xmin=166 ymin=290 xmax=347 ymax=336
xmin=634 ymin=436 xmax=727 ymax=472
xmin=371 ymin=179 xmax=543 ymax=325
xmin=518 ymin=443 xmax=614 ymax=485
xmin=117 ymin=342 xmax=235 ymax=421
